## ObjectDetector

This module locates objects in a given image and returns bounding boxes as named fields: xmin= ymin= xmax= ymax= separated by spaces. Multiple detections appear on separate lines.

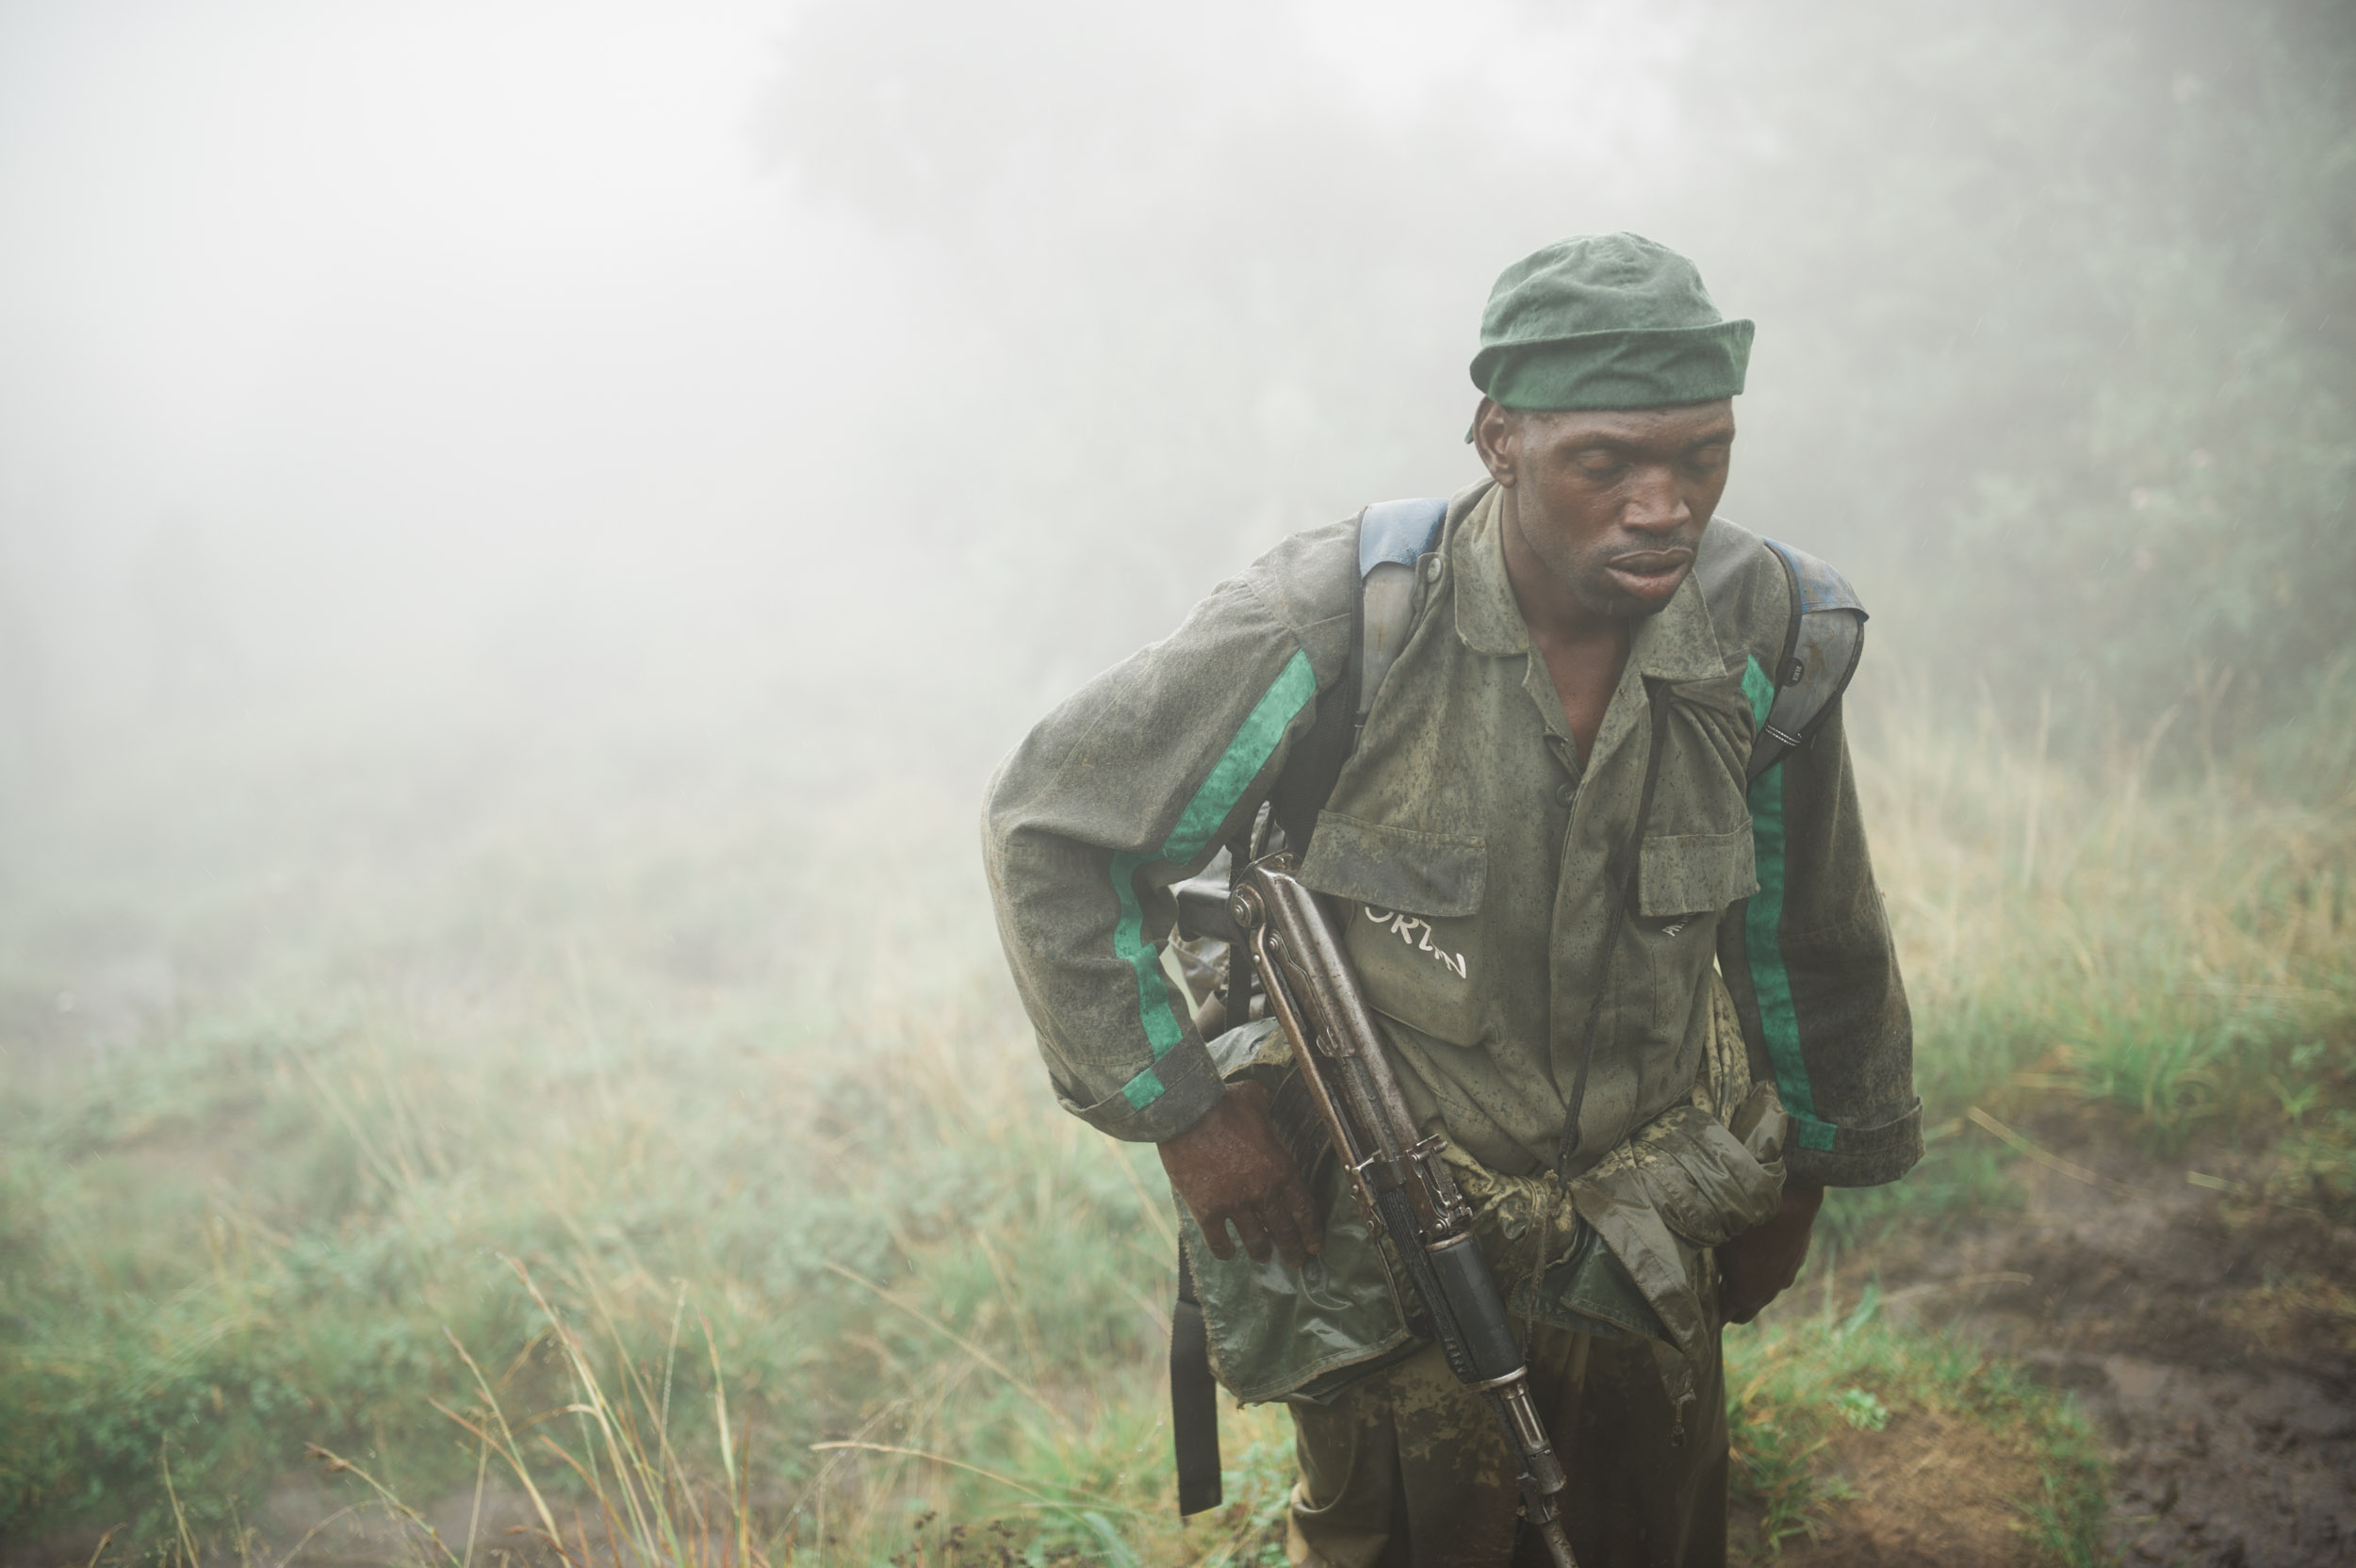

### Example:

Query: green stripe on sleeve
xmin=1743 ymin=655 xmax=1835 ymax=1152
xmin=1121 ymin=1065 xmax=1166 ymax=1110
xmin=1108 ymin=649 xmax=1320 ymax=1104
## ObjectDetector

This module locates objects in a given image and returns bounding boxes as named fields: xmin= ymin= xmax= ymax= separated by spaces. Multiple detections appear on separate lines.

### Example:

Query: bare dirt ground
xmin=1764 ymin=1112 xmax=2356 ymax=1567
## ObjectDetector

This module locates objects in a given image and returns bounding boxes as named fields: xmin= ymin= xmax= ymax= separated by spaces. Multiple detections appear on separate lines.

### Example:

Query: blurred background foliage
xmin=757 ymin=0 xmax=2354 ymax=769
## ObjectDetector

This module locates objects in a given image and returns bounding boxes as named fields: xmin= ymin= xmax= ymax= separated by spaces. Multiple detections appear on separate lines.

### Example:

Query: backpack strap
xmin=1746 ymin=537 xmax=1867 ymax=782
xmin=1356 ymin=498 xmax=1448 ymax=741
xmin=1267 ymin=498 xmax=1448 ymax=848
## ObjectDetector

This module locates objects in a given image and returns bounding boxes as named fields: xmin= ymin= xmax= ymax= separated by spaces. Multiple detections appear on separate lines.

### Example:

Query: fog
xmin=3 ymin=0 xmax=2348 ymax=880
xmin=3 ymin=5 xmax=875 ymax=760
xmin=4 ymin=6 xmax=2352 ymax=1552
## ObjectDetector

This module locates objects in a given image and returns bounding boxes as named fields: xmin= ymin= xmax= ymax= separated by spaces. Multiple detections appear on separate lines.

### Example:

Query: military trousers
xmin=1284 ymin=1319 xmax=1727 ymax=1568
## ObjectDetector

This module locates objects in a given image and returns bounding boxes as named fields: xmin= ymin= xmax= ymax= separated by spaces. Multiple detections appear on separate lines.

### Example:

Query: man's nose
xmin=1622 ymin=465 xmax=1692 ymax=533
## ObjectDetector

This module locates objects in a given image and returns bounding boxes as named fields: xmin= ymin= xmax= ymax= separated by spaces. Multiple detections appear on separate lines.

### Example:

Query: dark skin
xmin=1160 ymin=396 xmax=1821 ymax=1319
xmin=1157 ymin=1078 xmax=1323 ymax=1266
xmin=1479 ymin=398 xmax=1732 ymax=762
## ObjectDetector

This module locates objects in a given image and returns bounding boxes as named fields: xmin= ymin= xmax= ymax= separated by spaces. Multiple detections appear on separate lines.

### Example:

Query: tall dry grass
xmin=1855 ymin=663 xmax=2353 ymax=1146
xmin=4 ymin=682 xmax=2348 ymax=1561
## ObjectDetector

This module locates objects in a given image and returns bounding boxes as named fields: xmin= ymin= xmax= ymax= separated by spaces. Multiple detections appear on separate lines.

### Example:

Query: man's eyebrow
xmin=1564 ymin=428 xmax=1735 ymax=457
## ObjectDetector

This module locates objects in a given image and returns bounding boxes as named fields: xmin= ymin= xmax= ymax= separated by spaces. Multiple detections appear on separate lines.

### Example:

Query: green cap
xmin=1469 ymin=234 xmax=1753 ymax=411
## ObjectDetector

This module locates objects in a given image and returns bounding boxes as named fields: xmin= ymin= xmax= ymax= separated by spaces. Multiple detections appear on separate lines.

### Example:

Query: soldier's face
xmin=1477 ymin=399 xmax=1735 ymax=620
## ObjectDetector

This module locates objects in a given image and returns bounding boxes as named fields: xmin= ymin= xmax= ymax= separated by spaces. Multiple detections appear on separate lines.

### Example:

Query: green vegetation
xmin=1726 ymin=1283 xmax=2106 ymax=1560
xmin=1851 ymin=664 xmax=2354 ymax=1159
xmin=3 ymin=691 xmax=2346 ymax=1565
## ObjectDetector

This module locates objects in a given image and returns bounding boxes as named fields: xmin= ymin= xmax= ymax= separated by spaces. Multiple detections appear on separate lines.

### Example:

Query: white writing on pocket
xmin=1362 ymin=907 xmax=1469 ymax=980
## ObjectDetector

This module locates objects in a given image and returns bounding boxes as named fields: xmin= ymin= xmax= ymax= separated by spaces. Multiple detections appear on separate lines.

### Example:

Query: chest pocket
xmin=1619 ymin=671 xmax=1762 ymax=923
xmin=1637 ymin=828 xmax=1759 ymax=918
xmin=1643 ymin=671 xmax=1758 ymax=844
xmin=1298 ymin=811 xmax=1487 ymax=1049
xmin=1629 ymin=825 xmax=1758 ymax=1059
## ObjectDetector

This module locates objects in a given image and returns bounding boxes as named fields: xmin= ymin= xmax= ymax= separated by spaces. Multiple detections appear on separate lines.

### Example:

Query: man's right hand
xmin=1158 ymin=1080 xmax=1324 ymax=1267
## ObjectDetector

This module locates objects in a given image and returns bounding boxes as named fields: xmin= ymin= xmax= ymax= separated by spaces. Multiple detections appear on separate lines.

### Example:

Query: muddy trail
xmin=1763 ymin=1109 xmax=2356 ymax=1567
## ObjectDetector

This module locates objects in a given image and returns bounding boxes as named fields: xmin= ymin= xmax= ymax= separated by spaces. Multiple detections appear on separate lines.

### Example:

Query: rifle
xmin=1225 ymin=850 xmax=1579 ymax=1568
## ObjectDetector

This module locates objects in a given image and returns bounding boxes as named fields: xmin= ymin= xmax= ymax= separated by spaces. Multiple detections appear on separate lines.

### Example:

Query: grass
xmin=1725 ymin=1282 xmax=2107 ymax=1560
xmin=0 ymin=764 xmax=1274 ymax=1562
xmin=1852 ymin=670 xmax=2354 ymax=1156
xmin=0 ymin=676 xmax=2348 ymax=1563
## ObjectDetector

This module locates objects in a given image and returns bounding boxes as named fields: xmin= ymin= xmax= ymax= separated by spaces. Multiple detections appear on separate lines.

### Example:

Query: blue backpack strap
xmin=1748 ymin=537 xmax=1867 ymax=782
xmin=1354 ymin=498 xmax=1448 ymax=735
xmin=1265 ymin=498 xmax=1448 ymax=851
xmin=1358 ymin=496 xmax=1449 ymax=575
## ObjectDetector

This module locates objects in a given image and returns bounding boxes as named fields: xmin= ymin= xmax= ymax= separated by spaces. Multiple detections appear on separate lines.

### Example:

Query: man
xmin=983 ymin=234 xmax=1918 ymax=1567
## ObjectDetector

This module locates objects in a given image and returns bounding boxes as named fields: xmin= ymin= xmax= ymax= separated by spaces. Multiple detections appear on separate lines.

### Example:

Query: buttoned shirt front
xmin=1302 ymin=483 xmax=1767 ymax=1176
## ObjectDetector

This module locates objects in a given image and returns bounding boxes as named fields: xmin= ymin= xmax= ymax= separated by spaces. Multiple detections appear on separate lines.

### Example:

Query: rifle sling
xmin=1171 ymin=1245 xmax=1224 ymax=1514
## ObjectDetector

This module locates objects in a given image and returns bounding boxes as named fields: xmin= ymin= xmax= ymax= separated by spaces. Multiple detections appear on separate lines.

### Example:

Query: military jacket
xmin=983 ymin=481 xmax=1920 ymax=1192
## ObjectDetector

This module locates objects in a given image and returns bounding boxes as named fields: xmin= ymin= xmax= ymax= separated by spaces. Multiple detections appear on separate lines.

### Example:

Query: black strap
xmin=1554 ymin=679 xmax=1672 ymax=1180
xmin=1170 ymin=1246 xmax=1223 ymax=1515
xmin=1743 ymin=536 xmax=1868 ymax=782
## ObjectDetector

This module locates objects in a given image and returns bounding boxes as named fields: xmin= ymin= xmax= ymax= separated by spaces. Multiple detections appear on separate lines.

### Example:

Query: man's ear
xmin=1472 ymin=398 xmax=1518 ymax=488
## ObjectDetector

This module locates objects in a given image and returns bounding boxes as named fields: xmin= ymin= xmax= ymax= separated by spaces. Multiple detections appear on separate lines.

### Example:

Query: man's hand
xmin=1158 ymin=1081 xmax=1324 ymax=1267
xmin=1717 ymin=1183 xmax=1824 ymax=1324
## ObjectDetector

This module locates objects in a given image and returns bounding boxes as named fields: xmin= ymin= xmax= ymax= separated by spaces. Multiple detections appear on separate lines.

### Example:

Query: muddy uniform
xmin=983 ymin=481 xmax=1918 ymax=1563
xmin=984 ymin=236 xmax=1919 ymax=1567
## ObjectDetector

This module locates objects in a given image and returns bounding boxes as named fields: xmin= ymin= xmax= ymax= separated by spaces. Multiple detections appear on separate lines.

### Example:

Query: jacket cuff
xmin=1784 ymin=1098 xmax=1923 ymax=1188
xmin=1059 ymin=1037 xmax=1227 ymax=1142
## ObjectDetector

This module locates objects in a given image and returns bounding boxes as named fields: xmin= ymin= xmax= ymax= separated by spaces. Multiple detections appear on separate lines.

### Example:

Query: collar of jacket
xmin=1448 ymin=484 xmax=1728 ymax=683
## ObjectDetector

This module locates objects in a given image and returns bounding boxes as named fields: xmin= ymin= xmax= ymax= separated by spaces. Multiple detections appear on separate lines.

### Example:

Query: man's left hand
xmin=1717 ymin=1183 xmax=1824 ymax=1324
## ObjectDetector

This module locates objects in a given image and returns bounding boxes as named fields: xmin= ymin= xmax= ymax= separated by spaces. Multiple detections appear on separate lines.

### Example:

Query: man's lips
xmin=1602 ymin=548 xmax=1694 ymax=600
